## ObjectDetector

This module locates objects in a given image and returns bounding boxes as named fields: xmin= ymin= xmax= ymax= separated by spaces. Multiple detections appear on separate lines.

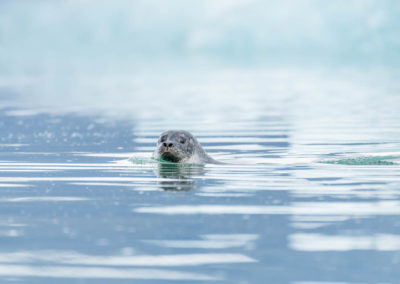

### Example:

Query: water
xmin=0 ymin=68 xmax=399 ymax=283
xmin=1 ymin=0 xmax=400 ymax=282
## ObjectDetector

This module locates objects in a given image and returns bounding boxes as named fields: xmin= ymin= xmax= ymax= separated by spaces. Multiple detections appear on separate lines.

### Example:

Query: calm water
xmin=0 ymin=69 xmax=400 ymax=283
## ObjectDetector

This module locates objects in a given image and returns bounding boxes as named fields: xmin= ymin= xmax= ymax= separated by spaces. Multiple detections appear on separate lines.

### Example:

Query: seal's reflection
xmin=156 ymin=162 xmax=205 ymax=191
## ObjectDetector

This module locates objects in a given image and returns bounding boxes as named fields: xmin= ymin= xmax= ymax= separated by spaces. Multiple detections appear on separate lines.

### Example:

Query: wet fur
xmin=153 ymin=130 xmax=220 ymax=164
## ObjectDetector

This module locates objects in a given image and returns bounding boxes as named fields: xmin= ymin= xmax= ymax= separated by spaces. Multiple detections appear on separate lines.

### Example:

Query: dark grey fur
xmin=153 ymin=130 xmax=219 ymax=164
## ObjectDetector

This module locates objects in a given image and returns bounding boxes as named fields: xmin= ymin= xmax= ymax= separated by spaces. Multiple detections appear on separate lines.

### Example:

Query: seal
xmin=153 ymin=130 xmax=220 ymax=164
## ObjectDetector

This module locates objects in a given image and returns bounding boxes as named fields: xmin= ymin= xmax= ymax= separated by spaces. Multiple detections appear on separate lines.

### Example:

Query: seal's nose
xmin=162 ymin=142 xmax=174 ymax=148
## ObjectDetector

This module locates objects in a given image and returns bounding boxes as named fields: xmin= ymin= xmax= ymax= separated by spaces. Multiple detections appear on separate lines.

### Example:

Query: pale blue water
xmin=1 ymin=69 xmax=400 ymax=283
xmin=1 ymin=1 xmax=400 ymax=283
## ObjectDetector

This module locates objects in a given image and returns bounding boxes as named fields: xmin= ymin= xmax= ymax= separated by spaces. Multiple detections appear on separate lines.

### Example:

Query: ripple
xmin=145 ymin=234 xmax=258 ymax=249
xmin=0 ymin=265 xmax=219 ymax=280
xmin=0 ymin=251 xmax=255 ymax=267
xmin=289 ymin=233 xmax=400 ymax=251
xmin=134 ymin=202 xmax=400 ymax=215
xmin=0 ymin=197 xmax=90 ymax=203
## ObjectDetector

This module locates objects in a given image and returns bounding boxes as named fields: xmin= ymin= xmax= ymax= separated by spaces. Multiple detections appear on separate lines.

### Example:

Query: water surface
xmin=0 ymin=69 xmax=399 ymax=283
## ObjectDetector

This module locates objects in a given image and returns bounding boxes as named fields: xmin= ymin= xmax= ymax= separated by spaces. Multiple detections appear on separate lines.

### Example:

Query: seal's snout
xmin=162 ymin=142 xmax=174 ymax=148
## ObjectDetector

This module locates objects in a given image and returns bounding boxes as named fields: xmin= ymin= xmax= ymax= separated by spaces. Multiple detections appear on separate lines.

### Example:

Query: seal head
xmin=153 ymin=130 xmax=218 ymax=164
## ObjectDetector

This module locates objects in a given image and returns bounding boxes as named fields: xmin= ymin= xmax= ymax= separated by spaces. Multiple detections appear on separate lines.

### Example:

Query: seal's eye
xmin=179 ymin=137 xmax=186 ymax=144
xmin=160 ymin=135 xmax=167 ymax=143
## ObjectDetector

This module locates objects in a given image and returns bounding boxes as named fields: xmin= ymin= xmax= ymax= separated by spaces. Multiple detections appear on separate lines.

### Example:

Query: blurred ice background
xmin=0 ymin=0 xmax=399 ymax=119
xmin=2 ymin=0 xmax=400 ymax=70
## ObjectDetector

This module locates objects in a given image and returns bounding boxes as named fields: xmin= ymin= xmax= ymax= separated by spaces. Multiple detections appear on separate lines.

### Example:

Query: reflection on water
xmin=134 ymin=201 xmax=400 ymax=215
xmin=145 ymin=234 xmax=258 ymax=250
xmin=156 ymin=163 xmax=205 ymax=191
xmin=0 ymin=265 xmax=220 ymax=281
xmin=289 ymin=233 xmax=400 ymax=251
